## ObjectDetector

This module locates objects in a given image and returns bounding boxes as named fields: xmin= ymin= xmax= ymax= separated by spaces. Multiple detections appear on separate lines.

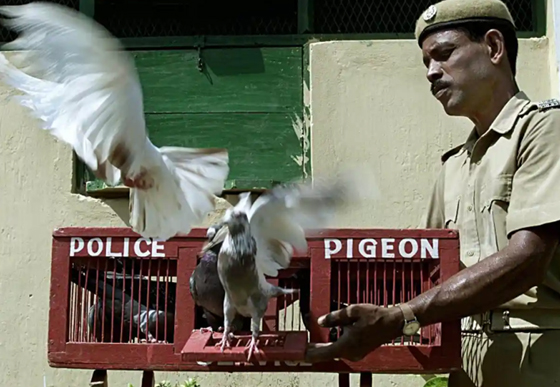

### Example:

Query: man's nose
xmin=426 ymin=61 xmax=443 ymax=84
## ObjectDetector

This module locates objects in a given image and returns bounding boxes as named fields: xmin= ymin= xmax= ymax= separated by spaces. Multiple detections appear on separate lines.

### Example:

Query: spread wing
xmin=0 ymin=2 xmax=148 ymax=185
xmin=248 ymin=176 xmax=354 ymax=277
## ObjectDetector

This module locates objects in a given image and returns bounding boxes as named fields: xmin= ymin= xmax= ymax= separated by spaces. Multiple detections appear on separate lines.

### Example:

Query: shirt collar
xmin=462 ymin=91 xmax=531 ymax=153
xmin=490 ymin=90 xmax=531 ymax=134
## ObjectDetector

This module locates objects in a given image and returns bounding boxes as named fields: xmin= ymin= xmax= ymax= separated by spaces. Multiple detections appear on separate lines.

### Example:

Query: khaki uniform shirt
xmin=422 ymin=91 xmax=560 ymax=331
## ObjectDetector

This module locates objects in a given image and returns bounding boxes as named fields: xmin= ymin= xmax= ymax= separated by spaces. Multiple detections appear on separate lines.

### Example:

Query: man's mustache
xmin=431 ymin=80 xmax=450 ymax=95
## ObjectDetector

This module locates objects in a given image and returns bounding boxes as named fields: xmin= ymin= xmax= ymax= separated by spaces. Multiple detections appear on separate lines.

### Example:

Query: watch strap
xmin=397 ymin=303 xmax=416 ymax=322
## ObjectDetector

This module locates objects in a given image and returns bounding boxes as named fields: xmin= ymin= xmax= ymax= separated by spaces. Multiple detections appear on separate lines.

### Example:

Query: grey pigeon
xmin=216 ymin=175 xmax=359 ymax=361
xmin=189 ymin=224 xmax=251 ymax=333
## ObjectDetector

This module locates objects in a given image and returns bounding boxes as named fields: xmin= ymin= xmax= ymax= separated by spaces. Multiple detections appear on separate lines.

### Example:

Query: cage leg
xmin=90 ymin=370 xmax=107 ymax=387
xmin=141 ymin=371 xmax=155 ymax=387
xmin=359 ymin=372 xmax=372 ymax=387
xmin=338 ymin=373 xmax=350 ymax=387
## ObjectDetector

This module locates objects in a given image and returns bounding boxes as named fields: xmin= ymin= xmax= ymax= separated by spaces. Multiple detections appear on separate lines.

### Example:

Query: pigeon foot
xmin=140 ymin=334 xmax=158 ymax=344
xmin=199 ymin=326 xmax=213 ymax=334
xmin=123 ymin=169 xmax=153 ymax=189
xmin=216 ymin=333 xmax=232 ymax=352
xmin=245 ymin=336 xmax=260 ymax=362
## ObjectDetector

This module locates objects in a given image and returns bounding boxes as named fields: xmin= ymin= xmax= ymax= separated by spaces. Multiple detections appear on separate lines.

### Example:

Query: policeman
xmin=305 ymin=1 xmax=560 ymax=386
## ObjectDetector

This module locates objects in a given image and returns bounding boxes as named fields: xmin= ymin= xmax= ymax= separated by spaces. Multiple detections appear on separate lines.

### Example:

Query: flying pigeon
xmin=0 ymin=2 xmax=229 ymax=241
xmin=216 ymin=175 xmax=360 ymax=361
xmin=189 ymin=223 xmax=252 ymax=333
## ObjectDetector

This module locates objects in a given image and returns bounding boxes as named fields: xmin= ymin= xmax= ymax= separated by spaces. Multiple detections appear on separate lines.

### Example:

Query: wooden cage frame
xmin=48 ymin=227 xmax=461 ymax=386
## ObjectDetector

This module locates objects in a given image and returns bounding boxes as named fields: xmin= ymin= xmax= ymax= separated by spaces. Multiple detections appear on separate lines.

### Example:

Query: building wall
xmin=0 ymin=17 xmax=555 ymax=387
xmin=547 ymin=0 xmax=559 ymax=98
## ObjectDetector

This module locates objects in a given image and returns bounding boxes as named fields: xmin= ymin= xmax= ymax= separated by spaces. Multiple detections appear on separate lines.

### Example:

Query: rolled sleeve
xmin=507 ymin=110 xmax=560 ymax=236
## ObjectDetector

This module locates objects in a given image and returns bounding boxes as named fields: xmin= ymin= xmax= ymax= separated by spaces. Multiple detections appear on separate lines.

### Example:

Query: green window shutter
xmin=76 ymin=47 xmax=305 ymax=196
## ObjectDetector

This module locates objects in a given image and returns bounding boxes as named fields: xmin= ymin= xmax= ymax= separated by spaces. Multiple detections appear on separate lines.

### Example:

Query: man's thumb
xmin=317 ymin=306 xmax=359 ymax=327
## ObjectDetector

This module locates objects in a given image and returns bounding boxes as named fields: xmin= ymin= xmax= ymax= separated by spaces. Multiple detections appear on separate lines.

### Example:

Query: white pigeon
xmin=215 ymin=173 xmax=362 ymax=361
xmin=0 ymin=2 xmax=230 ymax=241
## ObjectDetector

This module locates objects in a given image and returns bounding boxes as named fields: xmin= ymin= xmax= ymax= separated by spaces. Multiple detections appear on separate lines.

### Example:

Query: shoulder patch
xmin=536 ymin=98 xmax=560 ymax=112
xmin=440 ymin=144 xmax=464 ymax=164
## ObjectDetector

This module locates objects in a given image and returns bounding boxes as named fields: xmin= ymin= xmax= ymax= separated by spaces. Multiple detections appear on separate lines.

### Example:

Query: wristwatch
xmin=397 ymin=303 xmax=421 ymax=336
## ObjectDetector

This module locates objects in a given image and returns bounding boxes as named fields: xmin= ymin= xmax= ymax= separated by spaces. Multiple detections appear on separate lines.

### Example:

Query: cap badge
xmin=423 ymin=5 xmax=437 ymax=21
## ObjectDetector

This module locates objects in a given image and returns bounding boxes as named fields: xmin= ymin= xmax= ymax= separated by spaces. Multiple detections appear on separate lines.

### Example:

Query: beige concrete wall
xmin=547 ymin=0 xmax=559 ymax=98
xmin=0 ymin=35 xmax=553 ymax=387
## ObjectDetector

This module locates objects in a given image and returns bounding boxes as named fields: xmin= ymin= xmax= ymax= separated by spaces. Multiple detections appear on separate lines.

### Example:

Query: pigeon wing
xmin=0 ymin=2 xmax=148 ymax=185
xmin=248 ymin=176 xmax=352 ymax=277
xmin=0 ymin=3 xmax=231 ymax=241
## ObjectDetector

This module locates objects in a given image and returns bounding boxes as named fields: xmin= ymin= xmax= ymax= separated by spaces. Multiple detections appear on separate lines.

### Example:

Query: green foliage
xmin=422 ymin=376 xmax=449 ymax=387
xmin=128 ymin=377 xmax=201 ymax=387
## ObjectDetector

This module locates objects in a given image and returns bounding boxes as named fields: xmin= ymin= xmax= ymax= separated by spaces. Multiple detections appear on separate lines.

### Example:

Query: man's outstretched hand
xmin=304 ymin=304 xmax=404 ymax=363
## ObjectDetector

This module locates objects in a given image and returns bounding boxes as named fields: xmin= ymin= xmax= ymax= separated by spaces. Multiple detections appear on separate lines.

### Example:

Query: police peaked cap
xmin=415 ymin=0 xmax=516 ymax=47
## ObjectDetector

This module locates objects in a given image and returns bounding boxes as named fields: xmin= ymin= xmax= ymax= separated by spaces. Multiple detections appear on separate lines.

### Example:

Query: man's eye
xmin=438 ymin=49 xmax=454 ymax=60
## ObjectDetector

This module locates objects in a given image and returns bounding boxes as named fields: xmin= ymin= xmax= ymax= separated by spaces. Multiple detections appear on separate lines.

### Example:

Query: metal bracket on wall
xmin=194 ymin=36 xmax=206 ymax=72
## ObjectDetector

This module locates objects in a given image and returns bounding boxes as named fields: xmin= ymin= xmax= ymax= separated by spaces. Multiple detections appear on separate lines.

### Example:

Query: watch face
xmin=403 ymin=321 xmax=420 ymax=336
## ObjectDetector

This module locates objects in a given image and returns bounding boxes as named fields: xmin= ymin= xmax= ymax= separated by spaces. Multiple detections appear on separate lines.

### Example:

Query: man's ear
xmin=485 ymin=29 xmax=506 ymax=66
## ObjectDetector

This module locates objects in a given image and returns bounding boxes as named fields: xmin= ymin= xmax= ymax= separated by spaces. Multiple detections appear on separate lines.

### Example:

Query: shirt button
xmin=467 ymin=251 xmax=474 ymax=256
xmin=468 ymin=205 xmax=473 ymax=211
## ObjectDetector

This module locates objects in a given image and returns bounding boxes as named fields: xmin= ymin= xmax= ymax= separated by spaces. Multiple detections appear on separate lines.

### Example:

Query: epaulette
xmin=440 ymin=143 xmax=464 ymax=164
xmin=536 ymin=98 xmax=560 ymax=112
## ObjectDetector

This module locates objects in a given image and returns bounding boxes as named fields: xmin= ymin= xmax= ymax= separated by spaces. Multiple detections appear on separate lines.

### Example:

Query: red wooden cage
xmin=48 ymin=227 xmax=461 ymax=386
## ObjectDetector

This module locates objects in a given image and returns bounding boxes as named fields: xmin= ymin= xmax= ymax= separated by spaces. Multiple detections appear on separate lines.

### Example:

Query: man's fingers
xmin=304 ymin=326 xmax=359 ymax=363
xmin=307 ymin=305 xmax=369 ymax=362
xmin=318 ymin=306 xmax=359 ymax=327
xmin=305 ymin=340 xmax=345 ymax=363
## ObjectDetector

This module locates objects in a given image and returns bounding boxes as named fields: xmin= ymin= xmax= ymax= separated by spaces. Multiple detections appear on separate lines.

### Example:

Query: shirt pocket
xmin=480 ymin=174 xmax=513 ymax=252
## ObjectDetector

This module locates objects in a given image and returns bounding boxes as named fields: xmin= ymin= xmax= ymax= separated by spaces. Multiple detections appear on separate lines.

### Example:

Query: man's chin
xmin=439 ymin=99 xmax=462 ymax=116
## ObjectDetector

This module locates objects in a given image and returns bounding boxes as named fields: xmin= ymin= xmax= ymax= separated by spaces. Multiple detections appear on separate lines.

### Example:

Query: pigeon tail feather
xmin=262 ymin=281 xmax=298 ymax=298
xmin=129 ymin=146 xmax=229 ymax=241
